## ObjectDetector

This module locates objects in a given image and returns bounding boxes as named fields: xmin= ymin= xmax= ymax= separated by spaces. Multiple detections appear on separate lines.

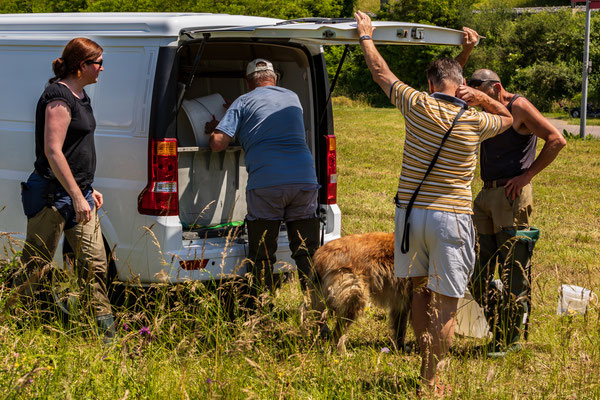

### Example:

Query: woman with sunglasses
xmin=17 ymin=37 xmax=115 ymax=344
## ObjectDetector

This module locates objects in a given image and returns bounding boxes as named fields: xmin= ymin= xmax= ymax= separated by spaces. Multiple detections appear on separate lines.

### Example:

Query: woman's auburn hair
xmin=50 ymin=37 xmax=103 ymax=84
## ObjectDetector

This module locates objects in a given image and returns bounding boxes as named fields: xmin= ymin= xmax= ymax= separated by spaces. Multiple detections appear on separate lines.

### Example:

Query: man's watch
xmin=359 ymin=35 xmax=372 ymax=42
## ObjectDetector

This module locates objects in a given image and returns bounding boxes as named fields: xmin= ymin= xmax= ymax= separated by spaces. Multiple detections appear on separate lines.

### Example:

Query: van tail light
xmin=325 ymin=135 xmax=337 ymax=204
xmin=180 ymin=259 xmax=209 ymax=270
xmin=138 ymin=138 xmax=179 ymax=216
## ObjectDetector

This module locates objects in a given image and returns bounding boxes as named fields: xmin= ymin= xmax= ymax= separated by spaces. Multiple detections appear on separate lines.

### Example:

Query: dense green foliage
xmin=1 ymin=104 xmax=600 ymax=399
xmin=463 ymin=4 xmax=599 ymax=110
xmin=0 ymin=0 xmax=598 ymax=110
xmin=0 ymin=0 xmax=356 ymax=19
xmin=326 ymin=1 xmax=600 ymax=110
xmin=478 ymin=0 xmax=574 ymax=6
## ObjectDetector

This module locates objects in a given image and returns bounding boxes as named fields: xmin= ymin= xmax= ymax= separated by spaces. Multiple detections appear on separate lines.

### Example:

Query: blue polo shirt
xmin=216 ymin=86 xmax=318 ymax=190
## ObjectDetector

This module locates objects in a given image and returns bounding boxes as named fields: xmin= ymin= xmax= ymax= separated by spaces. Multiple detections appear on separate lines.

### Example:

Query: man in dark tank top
xmin=457 ymin=33 xmax=567 ymax=355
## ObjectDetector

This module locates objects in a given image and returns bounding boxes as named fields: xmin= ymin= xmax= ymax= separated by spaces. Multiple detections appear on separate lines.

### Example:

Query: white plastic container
xmin=557 ymin=284 xmax=598 ymax=315
xmin=455 ymin=289 xmax=491 ymax=338
xmin=178 ymin=93 xmax=227 ymax=147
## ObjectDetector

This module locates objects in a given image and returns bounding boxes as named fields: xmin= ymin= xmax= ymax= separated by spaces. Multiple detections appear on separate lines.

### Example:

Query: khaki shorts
xmin=394 ymin=207 xmax=476 ymax=298
xmin=472 ymin=183 xmax=533 ymax=235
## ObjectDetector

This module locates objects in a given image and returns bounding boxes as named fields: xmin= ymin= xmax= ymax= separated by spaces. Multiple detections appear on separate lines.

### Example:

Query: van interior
xmin=176 ymin=41 xmax=315 ymax=238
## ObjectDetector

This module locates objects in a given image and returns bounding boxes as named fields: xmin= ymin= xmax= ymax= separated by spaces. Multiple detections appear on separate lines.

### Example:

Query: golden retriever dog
xmin=308 ymin=232 xmax=412 ymax=353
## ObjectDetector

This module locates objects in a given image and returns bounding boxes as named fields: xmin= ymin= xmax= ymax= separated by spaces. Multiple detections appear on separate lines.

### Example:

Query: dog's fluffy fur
xmin=308 ymin=232 xmax=412 ymax=353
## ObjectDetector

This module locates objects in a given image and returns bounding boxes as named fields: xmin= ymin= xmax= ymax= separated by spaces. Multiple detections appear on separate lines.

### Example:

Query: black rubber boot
xmin=493 ymin=230 xmax=534 ymax=349
xmin=470 ymin=234 xmax=501 ymax=323
xmin=96 ymin=314 xmax=116 ymax=346
xmin=245 ymin=219 xmax=281 ymax=309
xmin=286 ymin=218 xmax=320 ymax=293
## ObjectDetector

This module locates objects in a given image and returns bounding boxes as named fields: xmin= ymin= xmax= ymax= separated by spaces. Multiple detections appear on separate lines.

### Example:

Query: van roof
xmin=0 ymin=13 xmax=283 ymax=38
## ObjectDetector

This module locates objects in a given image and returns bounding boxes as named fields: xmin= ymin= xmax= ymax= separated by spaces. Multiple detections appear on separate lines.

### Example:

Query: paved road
xmin=547 ymin=118 xmax=600 ymax=138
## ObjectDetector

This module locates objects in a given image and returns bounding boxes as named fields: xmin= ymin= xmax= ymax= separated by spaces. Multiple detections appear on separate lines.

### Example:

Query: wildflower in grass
xmin=122 ymin=323 xmax=129 ymax=331
xmin=388 ymin=362 xmax=393 ymax=367
xmin=139 ymin=326 xmax=150 ymax=336
xmin=381 ymin=347 xmax=390 ymax=354
xmin=206 ymin=378 xmax=213 ymax=384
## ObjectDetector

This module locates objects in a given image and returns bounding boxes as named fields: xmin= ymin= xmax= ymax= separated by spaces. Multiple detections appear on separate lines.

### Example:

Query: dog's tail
xmin=324 ymin=268 xmax=366 ymax=321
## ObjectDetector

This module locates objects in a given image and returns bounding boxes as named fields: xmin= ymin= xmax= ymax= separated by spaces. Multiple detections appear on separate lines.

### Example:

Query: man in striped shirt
xmin=355 ymin=11 xmax=513 ymax=393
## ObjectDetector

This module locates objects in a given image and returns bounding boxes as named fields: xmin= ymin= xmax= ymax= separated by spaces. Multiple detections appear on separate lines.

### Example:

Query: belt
xmin=483 ymin=177 xmax=511 ymax=189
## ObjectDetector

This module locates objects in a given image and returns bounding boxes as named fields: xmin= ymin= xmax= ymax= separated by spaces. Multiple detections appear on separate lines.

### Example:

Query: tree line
xmin=1 ymin=0 xmax=597 ymax=111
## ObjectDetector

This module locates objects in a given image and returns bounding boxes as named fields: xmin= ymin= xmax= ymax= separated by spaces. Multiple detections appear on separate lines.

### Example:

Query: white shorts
xmin=394 ymin=207 xmax=475 ymax=298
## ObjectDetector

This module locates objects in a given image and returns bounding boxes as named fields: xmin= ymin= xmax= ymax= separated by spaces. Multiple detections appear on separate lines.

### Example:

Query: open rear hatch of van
xmin=174 ymin=19 xmax=465 ymax=238
xmin=182 ymin=19 xmax=465 ymax=45
xmin=139 ymin=18 xmax=464 ymax=278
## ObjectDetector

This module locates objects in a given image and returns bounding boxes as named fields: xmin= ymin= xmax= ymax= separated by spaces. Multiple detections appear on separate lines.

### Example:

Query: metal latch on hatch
xmin=412 ymin=27 xmax=424 ymax=40
xmin=396 ymin=27 xmax=425 ymax=40
xmin=322 ymin=29 xmax=336 ymax=39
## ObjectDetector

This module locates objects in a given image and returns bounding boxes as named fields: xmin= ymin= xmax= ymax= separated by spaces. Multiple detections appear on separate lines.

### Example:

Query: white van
xmin=0 ymin=13 xmax=463 ymax=285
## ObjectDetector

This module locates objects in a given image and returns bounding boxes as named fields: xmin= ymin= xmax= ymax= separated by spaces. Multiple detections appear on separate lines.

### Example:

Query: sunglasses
xmin=467 ymin=79 xmax=498 ymax=87
xmin=85 ymin=59 xmax=103 ymax=66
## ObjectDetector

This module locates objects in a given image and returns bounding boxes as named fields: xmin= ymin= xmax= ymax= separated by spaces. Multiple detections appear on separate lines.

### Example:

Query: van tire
xmin=102 ymin=238 xmax=126 ymax=308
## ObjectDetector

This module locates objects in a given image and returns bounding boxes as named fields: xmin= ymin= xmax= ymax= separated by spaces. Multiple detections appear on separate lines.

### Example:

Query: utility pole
xmin=580 ymin=0 xmax=591 ymax=139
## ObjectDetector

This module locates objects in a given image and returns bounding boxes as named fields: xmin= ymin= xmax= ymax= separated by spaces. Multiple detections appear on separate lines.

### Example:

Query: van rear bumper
xmin=122 ymin=204 xmax=341 ymax=284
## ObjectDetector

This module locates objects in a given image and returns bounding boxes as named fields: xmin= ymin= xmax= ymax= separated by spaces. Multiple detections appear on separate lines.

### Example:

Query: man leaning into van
xmin=206 ymin=58 xmax=320 ymax=309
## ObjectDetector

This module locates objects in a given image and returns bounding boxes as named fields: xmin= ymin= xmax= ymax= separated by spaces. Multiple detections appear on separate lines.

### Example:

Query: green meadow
xmin=1 ymin=101 xmax=599 ymax=399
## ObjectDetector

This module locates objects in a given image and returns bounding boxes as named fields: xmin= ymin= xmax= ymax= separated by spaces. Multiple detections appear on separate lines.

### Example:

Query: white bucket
xmin=178 ymin=93 xmax=227 ymax=147
xmin=557 ymin=284 xmax=598 ymax=315
xmin=455 ymin=289 xmax=490 ymax=339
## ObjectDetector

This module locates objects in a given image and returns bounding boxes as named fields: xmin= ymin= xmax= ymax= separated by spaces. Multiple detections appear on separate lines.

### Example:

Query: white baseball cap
xmin=246 ymin=58 xmax=275 ymax=76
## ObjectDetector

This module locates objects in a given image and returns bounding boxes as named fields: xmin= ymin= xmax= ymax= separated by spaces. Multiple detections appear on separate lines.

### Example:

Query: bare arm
xmin=209 ymin=130 xmax=232 ymax=152
xmin=355 ymin=11 xmax=400 ymax=97
xmin=455 ymin=85 xmax=513 ymax=132
xmin=503 ymin=98 xmax=567 ymax=199
xmin=455 ymin=27 xmax=479 ymax=68
xmin=205 ymin=115 xmax=234 ymax=152
xmin=44 ymin=100 xmax=91 ymax=224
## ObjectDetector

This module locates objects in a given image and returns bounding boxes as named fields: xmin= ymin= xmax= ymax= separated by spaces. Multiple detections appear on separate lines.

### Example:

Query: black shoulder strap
xmin=506 ymin=94 xmax=520 ymax=111
xmin=397 ymin=107 xmax=467 ymax=254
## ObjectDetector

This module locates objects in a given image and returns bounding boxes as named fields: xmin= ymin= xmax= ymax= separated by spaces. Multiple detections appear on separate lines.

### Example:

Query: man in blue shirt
xmin=206 ymin=58 xmax=320 ymax=307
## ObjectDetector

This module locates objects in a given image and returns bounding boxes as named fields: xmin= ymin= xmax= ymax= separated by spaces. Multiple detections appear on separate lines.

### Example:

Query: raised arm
xmin=455 ymin=27 xmax=479 ymax=68
xmin=355 ymin=11 xmax=400 ymax=98
xmin=456 ymin=85 xmax=513 ymax=132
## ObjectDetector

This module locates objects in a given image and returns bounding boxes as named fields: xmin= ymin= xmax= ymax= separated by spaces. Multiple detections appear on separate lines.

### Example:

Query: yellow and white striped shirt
xmin=391 ymin=81 xmax=503 ymax=214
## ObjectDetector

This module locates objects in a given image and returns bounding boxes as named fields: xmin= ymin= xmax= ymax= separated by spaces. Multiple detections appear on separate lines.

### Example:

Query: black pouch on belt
xmin=20 ymin=173 xmax=58 ymax=218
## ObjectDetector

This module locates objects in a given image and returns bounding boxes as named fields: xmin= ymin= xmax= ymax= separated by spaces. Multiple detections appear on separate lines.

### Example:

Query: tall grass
xmin=1 ymin=102 xmax=600 ymax=399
